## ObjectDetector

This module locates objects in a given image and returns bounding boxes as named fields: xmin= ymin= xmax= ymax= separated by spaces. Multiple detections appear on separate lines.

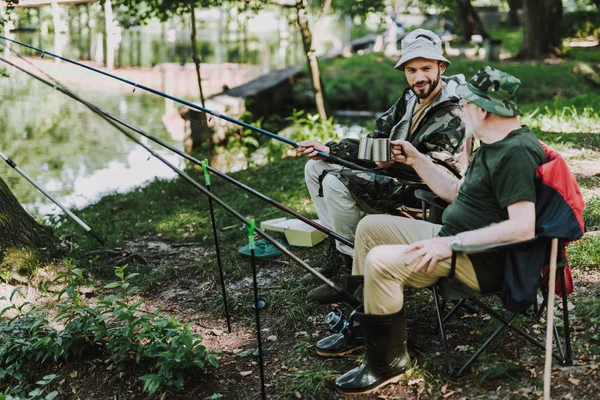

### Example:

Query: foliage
xmin=561 ymin=10 xmax=600 ymax=39
xmin=112 ymin=0 xmax=220 ymax=26
xmin=0 ymin=264 xmax=217 ymax=397
xmin=284 ymin=109 xmax=339 ymax=143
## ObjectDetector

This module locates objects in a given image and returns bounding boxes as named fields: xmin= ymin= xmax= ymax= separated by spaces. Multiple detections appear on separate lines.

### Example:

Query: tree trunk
xmin=506 ymin=0 xmax=521 ymax=27
xmin=0 ymin=178 xmax=56 ymax=257
xmin=186 ymin=0 xmax=211 ymax=157
xmin=456 ymin=0 xmax=489 ymax=42
xmin=545 ymin=0 xmax=562 ymax=50
xmin=518 ymin=0 xmax=562 ymax=59
xmin=295 ymin=0 xmax=328 ymax=120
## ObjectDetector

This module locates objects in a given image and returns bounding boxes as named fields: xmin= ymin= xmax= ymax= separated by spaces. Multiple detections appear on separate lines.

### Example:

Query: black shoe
xmin=335 ymin=307 xmax=411 ymax=395
xmin=308 ymin=279 xmax=343 ymax=304
xmin=307 ymin=274 xmax=364 ymax=304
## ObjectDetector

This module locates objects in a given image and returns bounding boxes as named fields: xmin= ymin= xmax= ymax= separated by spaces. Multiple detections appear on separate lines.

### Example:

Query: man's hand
xmin=375 ymin=161 xmax=395 ymax=169
xmin=390 ymin=140 xmax=425 ymax=166
xmin=403 ymin=237 xmax=452 ymax=275
xmin=297 ymin=140 xmax=330 ymax=160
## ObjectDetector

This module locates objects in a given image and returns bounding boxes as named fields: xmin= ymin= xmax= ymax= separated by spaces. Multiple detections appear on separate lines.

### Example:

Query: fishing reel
xmin=324 ymin=308 xmax=359 ymax=334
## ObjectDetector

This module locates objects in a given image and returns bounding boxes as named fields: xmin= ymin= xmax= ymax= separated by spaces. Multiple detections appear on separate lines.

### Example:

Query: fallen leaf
xmin=211 ymin=329 xmax=224 ymax=336
xmin=267 ymin=335 xmax=277 ymax=342
xmin=70 ymin=371 xmax=78 ymax=378
xmin=441 ymin=384 xmax=448 ymax=394
xmin=294 ymin=391 xmax=302 ymax=398
xmin=443 ymin=391 xmax=456 ymax=398
xmin=568 ymin=378 xmax=580 ymax=385
xmin=240 ymin=371 xmax=253 ymax=377
xmin=408 ymin=377 xmax=423 ymax=386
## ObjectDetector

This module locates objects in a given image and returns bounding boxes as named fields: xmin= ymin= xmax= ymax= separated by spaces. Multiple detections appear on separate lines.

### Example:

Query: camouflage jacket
xmin=323 ymin=74 xmax=467 ymax=214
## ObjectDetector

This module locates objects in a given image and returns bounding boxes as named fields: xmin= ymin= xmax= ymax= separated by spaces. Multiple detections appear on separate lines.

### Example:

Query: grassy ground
xmin=3 ymin=32 xmax=600 ymax=399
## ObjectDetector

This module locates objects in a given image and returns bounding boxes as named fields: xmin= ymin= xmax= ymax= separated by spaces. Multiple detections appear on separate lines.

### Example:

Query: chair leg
xmin=456 ymin=318 xmax=513 ymax=376
xmin=432 ymin=287 xmax=453 ymax=374
xmin=559 ymin=268 xmax=573 ymax=364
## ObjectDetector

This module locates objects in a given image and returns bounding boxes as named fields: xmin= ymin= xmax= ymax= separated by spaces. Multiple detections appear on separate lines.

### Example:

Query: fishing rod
xmin=0 ymin=151 xmax=104 ymax=245
xmin=0 ymin=35 xmax=370 ymax=173
xmin=0 ymin=55 xmax=360 ymax=308
xmin=1 ymin=48 xmax=354 ymax=249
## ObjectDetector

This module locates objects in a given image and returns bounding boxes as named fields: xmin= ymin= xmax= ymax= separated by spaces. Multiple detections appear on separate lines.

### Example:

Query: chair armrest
xmin=451 ymin=237 xmax=539 ymax=254
xmin=414 ymin=189 xmax=448 ymax=209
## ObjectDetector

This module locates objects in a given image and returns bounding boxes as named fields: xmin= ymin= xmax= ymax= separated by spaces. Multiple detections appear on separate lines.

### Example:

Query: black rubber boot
xmin=334 ymin=308 xmax=411 ymax=395
xmin=316 ymin=309 xmax=364 ymax=357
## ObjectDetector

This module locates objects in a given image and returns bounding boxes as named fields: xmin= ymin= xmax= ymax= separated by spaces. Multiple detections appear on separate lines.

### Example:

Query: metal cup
xmin=358 ymin=137 xmax=391 ymax=162
xmin=371 ymin=138 xmax=391 ymax=162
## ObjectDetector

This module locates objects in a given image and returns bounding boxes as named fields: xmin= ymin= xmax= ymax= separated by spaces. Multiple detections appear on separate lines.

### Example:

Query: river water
xmin=0 ymin=6 xmax=365 ymax=219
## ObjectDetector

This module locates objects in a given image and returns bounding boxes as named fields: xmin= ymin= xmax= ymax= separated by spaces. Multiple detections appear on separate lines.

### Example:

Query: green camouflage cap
xmin=456 ymin=66 xmax=521 ymax=117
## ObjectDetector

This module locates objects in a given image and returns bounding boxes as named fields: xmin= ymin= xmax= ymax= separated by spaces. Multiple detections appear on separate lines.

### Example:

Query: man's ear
xmin=478 ymin=106 xmax=490 ymax=120
xmin=439 ymin=62 xmax=448 ymax=74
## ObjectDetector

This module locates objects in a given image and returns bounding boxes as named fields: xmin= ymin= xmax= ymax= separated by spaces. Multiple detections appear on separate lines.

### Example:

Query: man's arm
xmin=404 ymin=201 xmax=536 ymax=274
xmin=391 ymin=140 xmax=462 ymax=202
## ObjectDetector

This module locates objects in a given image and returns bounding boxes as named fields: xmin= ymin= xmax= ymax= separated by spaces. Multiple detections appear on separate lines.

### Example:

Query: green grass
xmin=568 ymin=234 xmax=600 ymax=269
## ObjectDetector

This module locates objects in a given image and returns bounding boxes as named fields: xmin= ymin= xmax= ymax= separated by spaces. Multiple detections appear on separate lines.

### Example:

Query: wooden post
xmin=104 ymin=0 xmax=114 ymax=69
xmin=544 ymin=238 xmax=559 ymax=400
xmin=51 ymin=0 xmax=62 ymax=60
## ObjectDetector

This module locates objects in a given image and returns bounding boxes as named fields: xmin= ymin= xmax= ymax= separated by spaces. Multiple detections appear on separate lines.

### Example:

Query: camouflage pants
xmin=304 ymin=160 xmax=425 ymax=257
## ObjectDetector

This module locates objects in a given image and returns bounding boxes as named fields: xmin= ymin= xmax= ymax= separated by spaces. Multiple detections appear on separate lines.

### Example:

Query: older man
xmin=298 ymin=29 xmax=467 ymax=303
xmin=329 ymin=67 xmax=546 ymax=395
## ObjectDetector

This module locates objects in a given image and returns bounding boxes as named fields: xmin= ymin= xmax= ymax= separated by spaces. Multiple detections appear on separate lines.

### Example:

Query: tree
xmin=296 ymin=0 xmax=328 ymax=119
xmin=506 ymin=0 xmax=522 ymax=27
xmin=0 ymin=178 xmax=56 ymax=259
xmin=0 ymin=1 xmax=56 ymax=262
xmin=518 ymin=0 xmax=562 ymax=59
xmin=455 ymin=0 xmax=489 ymax=41
xmin=414 ymin=0 xmax=488 ymax=42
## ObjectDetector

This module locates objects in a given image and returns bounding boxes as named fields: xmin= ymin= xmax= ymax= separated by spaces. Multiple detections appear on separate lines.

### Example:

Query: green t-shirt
xmin=438 ymin=126 xmax=546 ymax=292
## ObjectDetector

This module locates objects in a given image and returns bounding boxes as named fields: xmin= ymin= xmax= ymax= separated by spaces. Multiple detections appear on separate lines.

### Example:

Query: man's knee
xmin=357 ymin=215 xmax=388 ymax=236
xmin=322 ymin=173 xmax=350 ymax=198
xmin=304 ymin=159 xmax=330 ymax=182
xmin=364 ymin=246 xmax=408 ymax=281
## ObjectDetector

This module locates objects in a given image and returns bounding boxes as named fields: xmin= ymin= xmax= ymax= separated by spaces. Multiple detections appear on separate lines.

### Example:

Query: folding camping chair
xmin=431 ymin=238 xmax=573 ymax=376
xmin=414 ymin=141 xmax=584 ymax=376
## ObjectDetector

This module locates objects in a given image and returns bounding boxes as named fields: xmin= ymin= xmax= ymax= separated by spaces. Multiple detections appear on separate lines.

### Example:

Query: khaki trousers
xmin=352 ymin=215 xmax=480 ymax=315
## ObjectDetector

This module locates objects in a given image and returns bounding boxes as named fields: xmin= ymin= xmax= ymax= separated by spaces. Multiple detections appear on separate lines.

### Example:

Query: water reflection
xmin=11 ymin=6 xmax=317 ymax=70
xmin=0 ymin=72 xmax=184 ymax=217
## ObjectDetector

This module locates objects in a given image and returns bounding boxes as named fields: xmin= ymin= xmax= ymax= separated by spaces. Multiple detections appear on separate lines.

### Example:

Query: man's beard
xmin=411 ymin=71 xmax=441 ymax=99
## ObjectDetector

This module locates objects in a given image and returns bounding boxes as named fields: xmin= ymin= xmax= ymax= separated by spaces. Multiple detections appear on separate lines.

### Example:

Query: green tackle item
xmin=247 ymin=217 xmax=256 ymax=250
xmin=201 ymin=159 xmax=211 ymax=186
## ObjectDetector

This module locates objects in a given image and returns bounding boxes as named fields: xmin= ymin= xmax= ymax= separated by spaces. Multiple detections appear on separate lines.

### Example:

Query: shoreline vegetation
xmin=1 ymin=27 xmax=600 ymax=399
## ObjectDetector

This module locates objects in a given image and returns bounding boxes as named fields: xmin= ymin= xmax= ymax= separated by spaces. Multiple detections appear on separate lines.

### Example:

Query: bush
xmin=0 ymin=263 xmax=218 ymax=398
xmin=561 ymin=11 xmax=600 ymax=40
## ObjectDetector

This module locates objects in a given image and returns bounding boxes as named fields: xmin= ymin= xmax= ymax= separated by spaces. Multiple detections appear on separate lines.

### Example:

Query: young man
xmin=330 ymin=66 xmax=546 ymax=395
xmin=298 ymin=29 xmax=467 ymax=303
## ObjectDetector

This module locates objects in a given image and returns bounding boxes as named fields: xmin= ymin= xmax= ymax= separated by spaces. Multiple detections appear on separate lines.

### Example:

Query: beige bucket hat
xmin=394 ymin=29 xmax=450 ymax=71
